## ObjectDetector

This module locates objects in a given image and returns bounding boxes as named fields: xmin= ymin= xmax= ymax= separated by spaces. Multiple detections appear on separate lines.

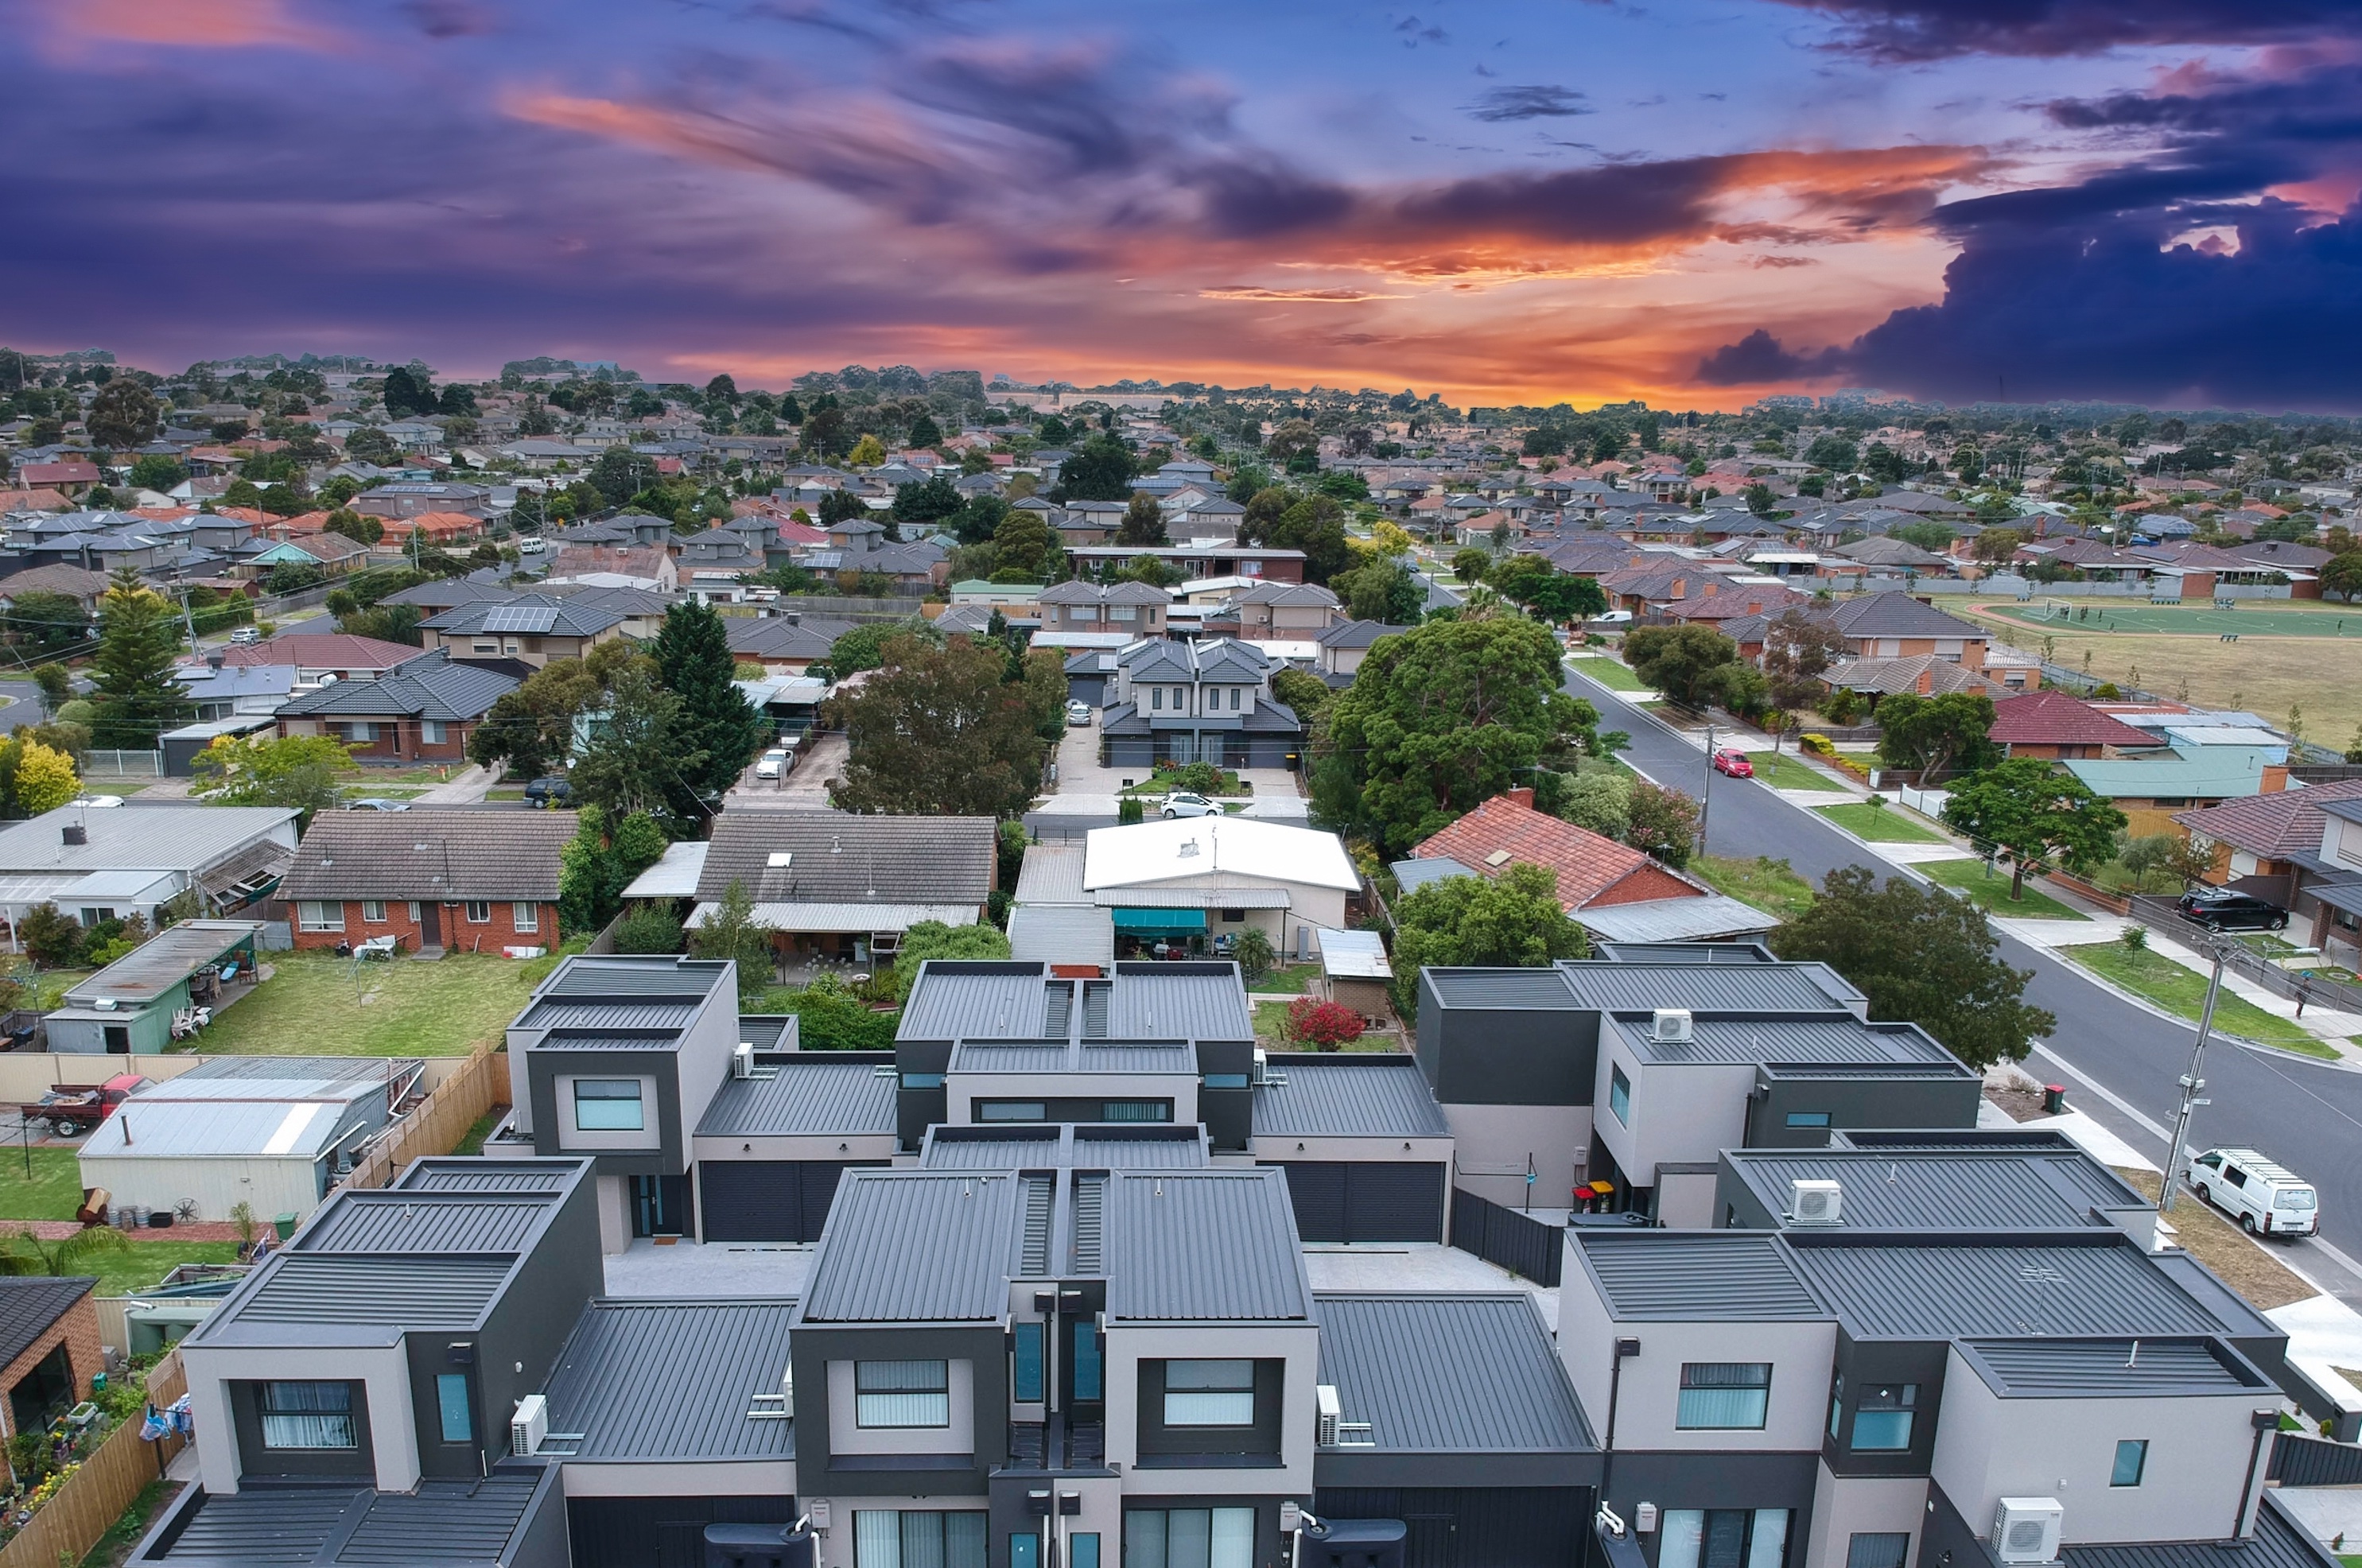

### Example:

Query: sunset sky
xmin=9 ymin=0 xmax=2362 ymax=411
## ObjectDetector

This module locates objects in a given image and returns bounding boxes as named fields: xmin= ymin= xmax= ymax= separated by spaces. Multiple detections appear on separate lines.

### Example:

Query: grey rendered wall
xmin=1445 ymin=1101 xmax=1594 ymax=1210
xmin=1746 ymin=1076 xmax=1981 ymax=1147
xmin=1416 ymin=985 xmax=1599 ymax=1107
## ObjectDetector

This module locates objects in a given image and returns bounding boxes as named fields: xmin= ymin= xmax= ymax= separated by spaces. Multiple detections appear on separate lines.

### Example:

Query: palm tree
xmin=0 ymin=1225 xmax=130 ymax=1279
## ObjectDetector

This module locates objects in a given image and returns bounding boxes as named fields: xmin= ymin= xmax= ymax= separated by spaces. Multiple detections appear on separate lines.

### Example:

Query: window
xmin=1228 ymin=686 xmax=1241 ymax=710
xmin=1073 ymin=1319 xmax=1103 ymax=1402
xmin=1850 ymin=1384 xmax=1917 ymax=1450
xmin=1013 ymin=1323 xmax=1044 ymax=1404
xmin=1164 ymin=1360 xmax=1254 ymax=1427
xmin=1220 ymin=908 xmax=1247 ymax=923
xmin=258 ymin=1381 xmax=357 ymax=1450
xmin=421 ymin=720 xmax=445 ymax=745
xmin=472 ymin=640 xmax=500 ymax=654
xmin=1659 ymin=1511 xmax=1789 ymax=1568
xmin=901 ymin=1072 xmax=946 ymax=1090
xmin=346 ymin=721 xmax=375 ymax=743
xmin=406 ymin=902 xmax=422 ymax=923
xmin=512 ymin=902 xmax=539 ymax=933
xmin=1828 ymin=1374 xmax=1843 ymax=1439
xmin=435 ymin=1373 xmax=472 ymax=1444
xmin=856 ymin=1360 xmax=950 ymax=1428
xmin=1125 ymin=1509 xmax=1256 ymax=1568
xmin=1609 ymin=1063 xmax=1631 ymax=1126
xmin=1110 ymin=604 xmax=1138 ymax=622
xmin=1846 ymin=1534 xmax=1910 ymax=1568
xmin=2111 ymin=1439 xmax=2148 ymax=1488
xmin=361 ymin=901 xmax=387 ymax=924
xmin=298 ymin=902 xmax=344 ymax=933
xmin=1677 ymin=1363 xmax=1772 ymax=1430
xmin=1202 ymin=1073 xmax=1248 ymax=1089
xmin=1152 ymin=688 xmax=1164 ymax=711
xmin=978 ymin=1100 xmax=1047 ymax=1122
xmin=80 ymin=907 xmax=115 ymax=926
xmin=853 ymin=1511 xmax=987 ymax=1568
xmin=573 ymin=1079 xmax=644 ymax=1131
xmin=1101 ymin=1100 xmax=1171 ymax=1123
xmin=1785 ymin=1111 xmax=1832 ymax=1129
xmin=464 ymin=901 xmax=491 ymax=924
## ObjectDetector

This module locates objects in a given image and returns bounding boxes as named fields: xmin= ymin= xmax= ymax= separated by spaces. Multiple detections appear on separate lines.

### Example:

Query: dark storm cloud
xmin=1465 ymin=85 xmax=1592 ymax=122
xmin=1762 ymin=0 xmax=2362 ymax=60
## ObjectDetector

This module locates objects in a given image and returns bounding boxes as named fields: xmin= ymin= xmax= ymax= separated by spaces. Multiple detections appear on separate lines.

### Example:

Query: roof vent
xmin=1789 ymin=1178 xmax=1843 ymax=1226
xmin=1651 ymin=1008 xmax=1693 ymax=1043
xmin=61 ymin=825 xmax=87 ymax=847
xmin=1178 ymin=839 xmax=1200 ymax=859
xmin=767 ymin=852 xmax=793 ymax=869
xmin=1483 ymin=848 xmax=1513 ymax=868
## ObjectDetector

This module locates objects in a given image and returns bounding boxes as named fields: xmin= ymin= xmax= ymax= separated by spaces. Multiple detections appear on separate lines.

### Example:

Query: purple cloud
xmin=1763 ymin=0 xmax=2362 ymax=60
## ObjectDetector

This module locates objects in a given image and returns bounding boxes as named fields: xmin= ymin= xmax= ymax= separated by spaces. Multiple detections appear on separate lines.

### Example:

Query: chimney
xmin=1506 ymin=787 xmax=1536 ymax=810
xmin=62 ymin=825 xmax=87 ymax=847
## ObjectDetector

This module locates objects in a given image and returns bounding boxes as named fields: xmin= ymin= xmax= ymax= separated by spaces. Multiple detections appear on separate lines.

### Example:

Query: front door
xmin=631 ymin=1174 xmax=692 ymax=1237
xmin=421 ymin=901 xmax=444 ymax=947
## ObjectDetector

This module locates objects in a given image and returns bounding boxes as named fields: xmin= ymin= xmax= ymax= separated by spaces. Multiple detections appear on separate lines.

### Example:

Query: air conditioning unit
xmin=511 ymin=1394 xmax=548 ymax=1457
xmin=1789 ymin=1178 xmax=1843 ymax=1226
xmin=1251 ymin=1049 xmax=1269 ymax=1087
xmin=780 ymin=1364 xmax=794 ymax=1419
xmin=733 ymin=1042 xmax=754 ymax=1080
xmin=1651 ymin=1008 xmax=1694 ymax=1043
xmin=1992 ymin=1499 xmax=2063 ymax=1565
xmin=1316 ymin=1384 xmax=1341 ymax=1446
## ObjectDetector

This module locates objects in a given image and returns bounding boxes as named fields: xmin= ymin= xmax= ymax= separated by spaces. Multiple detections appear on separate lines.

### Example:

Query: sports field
xmin=1985 ymin=600 xmax=2362 ymax=638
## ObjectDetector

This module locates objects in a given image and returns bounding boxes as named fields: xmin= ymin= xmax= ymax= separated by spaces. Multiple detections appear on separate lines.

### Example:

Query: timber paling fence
xmin=0 ymin=1352 xmax=188 ymax=1568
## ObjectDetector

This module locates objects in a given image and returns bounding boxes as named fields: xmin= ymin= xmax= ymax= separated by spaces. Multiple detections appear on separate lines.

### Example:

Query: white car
xmin=1066 ymin=701 xmax=1094 ymax=727
xmin=753 ymin=748 xmax=792 ymax=781
xmin=1161 ymin=790 xmax=1220 ymax=818
xmin=1591 ymin=610 xmax=1634 ymax=626
xmin=516 ymin=536 xmax=547 ymax=555
xmin=68 ymin=795 xmax=125 ymax=809
xmin=2184 ymin=1147 xmax=2318 ymax=1238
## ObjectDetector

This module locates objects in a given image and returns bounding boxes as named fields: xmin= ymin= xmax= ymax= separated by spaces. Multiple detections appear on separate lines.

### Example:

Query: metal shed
xmin=45 ymin=921 xmax=262 ymax=1055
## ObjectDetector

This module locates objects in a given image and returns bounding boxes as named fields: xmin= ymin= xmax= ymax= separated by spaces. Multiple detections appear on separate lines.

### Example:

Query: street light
xmin=2158 ymin=940 xmax=2229 ymax=1215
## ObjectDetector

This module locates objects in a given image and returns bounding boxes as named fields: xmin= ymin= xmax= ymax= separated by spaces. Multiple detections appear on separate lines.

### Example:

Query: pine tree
xmin=89 ymin=569 xmax=189 ymax=749
xmin=654 ymin=600 xmax=763 ymax=800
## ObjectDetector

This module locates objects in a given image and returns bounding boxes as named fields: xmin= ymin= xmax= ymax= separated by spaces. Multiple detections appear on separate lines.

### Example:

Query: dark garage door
xmin=1268 ymin=1162 xmax=1444 ymax=1242
xmin=569 ymin=1496 xmax=799 ymax=1568
xmin=698 ymin=1160 xmax=878 ymax=1242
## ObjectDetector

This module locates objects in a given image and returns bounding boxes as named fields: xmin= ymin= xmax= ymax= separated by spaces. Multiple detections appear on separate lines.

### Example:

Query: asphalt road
xmin=1566 ymin=665 xmax=2362 ymax=1306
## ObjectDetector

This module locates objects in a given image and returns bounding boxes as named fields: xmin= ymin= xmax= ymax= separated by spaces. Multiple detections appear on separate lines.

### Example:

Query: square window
xmin=421 ymin=720 xmax=445 ymax=745
xmin=1164 ymin=1359 xmax=1254 ymax=1427
xmin=2111 ymin=1438 xmax=2148 ymax=1488
xmin=361 ymin=900 xmax=387 ymax=924
xmin=856 ymin=1360 xmax=950 ymax=1428
xmin=1677 ymin=1363 xmax=1771 ymax=1430
xmin=464 ymin=901 xmax=491 ymax=924
xmin=1609 ymin=1063 xmax=1631 ymax=1126
xmin=258 ymin=1380 xmax=357 ymax=1450
xmin=1850 ymin=1384 xmax=1916 ymax=1451
xmin=573 ymin=1079 xmax=643 ymax=1131
xmin=512 ymin=902 xmax=539 ymax=933
xmin=298 ymin=902 xmax=344 ymax=933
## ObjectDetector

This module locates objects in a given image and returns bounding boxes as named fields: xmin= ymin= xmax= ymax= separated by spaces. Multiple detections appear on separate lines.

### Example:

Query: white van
xmin=2183 ymin=1147 xmax=2319 ymax=1238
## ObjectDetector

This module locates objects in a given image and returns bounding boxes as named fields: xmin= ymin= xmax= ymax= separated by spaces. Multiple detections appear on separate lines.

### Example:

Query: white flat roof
xmin=622 ymin=841 xmax=709 ymax=901
xmin=1083 ymin=817 xmax=1359 ymax=895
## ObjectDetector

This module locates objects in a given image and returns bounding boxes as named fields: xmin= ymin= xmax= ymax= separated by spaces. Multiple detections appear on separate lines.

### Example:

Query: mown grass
xmin=1566 ymin=656 xmax=1648 ymax=693
xmin=1816 ymin=802 xmax=1948 ymax=843
xmin=196 ymin=949 xmax=554 ymax=1056
xmin=2062 ymin=943 xmax=2334 ymax=1057
xmin=1919 ymin=860 xmax=2092 ymax=922
xmin=1688 ymin=856 xmax=1817 ymax=923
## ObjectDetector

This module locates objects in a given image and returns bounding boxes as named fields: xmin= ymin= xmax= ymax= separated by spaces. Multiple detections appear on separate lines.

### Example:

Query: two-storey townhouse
xmin=1097 ymin=638 xmax=1304 ymax=770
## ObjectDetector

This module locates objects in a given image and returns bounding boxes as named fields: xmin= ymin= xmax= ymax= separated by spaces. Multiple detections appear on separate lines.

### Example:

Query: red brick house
xmin=1412 ymin=789 xmax=1705 ymax=913
xmin=0 ymin=1278 xmax=102 ymax=1442
xmin=1988 ymin=689 xmax=2157 ymax=760
xmin=273 ymin=648 xmax=523 ymax=763
xmin=277 ymin=807 xmax=577 ymax=954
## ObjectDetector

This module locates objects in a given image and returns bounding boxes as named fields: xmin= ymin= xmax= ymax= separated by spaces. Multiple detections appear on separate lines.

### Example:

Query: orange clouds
xmin=44 ymin=0 xmax=342 ymax=50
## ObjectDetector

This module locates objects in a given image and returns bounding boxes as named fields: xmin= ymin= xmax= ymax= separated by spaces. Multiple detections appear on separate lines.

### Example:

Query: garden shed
xmin=44 ymin=921 xmax=262 ymax=1055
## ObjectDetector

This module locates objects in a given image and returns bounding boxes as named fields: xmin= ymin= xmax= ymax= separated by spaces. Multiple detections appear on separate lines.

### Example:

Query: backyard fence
xmin=0 ymin=1351 xmax=187 ymax=1568
xmin=1447 ymin=1189 xmax=1564 ymax=1287
xmin=342 ymin=1038 xmax=510 ymax=1192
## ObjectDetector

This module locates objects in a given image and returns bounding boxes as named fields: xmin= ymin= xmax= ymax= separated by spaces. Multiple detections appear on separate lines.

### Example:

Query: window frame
xmin=1848 ymin=1383 xmax=1917 ymax=1451
xmin=434 ymin=1372 xmax=473 ymax=1445
xmin=571 ymin=1078 xmax=646 ymax=1131
xmin=1676 ymin=1362 xmax=1773 ymax=1430
xmin=1162 ymin=1359 xmax=1255 ymax=1428
xmin=256 ymin=1380 xmax=359 ymax=1451
xmin=297 ymin=901 xmax=344 ymax=933
xmin=511 ymin=901 xmax=539 ymax=933
xmin=2111 ymin=1438 xmax=2148 ymax=1488
xmin=977 ymin=1100 xmax=1048 ymax=1122
xmin=359 ymin=900 xmax=387 ymax=925
xmin=1609 ymin=1062 xmax=1631 ymax=1126
xmin=854 ymin=1360 xmax=952 ymax=1430
xmin=464 ymin=900 xmax=492 ymax=925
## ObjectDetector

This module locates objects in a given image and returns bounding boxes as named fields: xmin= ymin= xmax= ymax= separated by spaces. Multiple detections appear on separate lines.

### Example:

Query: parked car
xmin=1711 ymin=749 xmax=1756 ymax=778
xmin=523 ymin=775 xmax=573 ymax=808
xmin=17 ymin=1074 xmax=148 ymax=1139
xmin=1161 ymin=791 xmax=1220 ymax=818
xmin=516 ymin=536 xmax=547 ymax=555
xmin=227 ymin=627 xmax=262 ymax=646
xmin=346 ymin=798 xmax=413 ymax=812
xmin=1592 ymin=610 xmax=1634 ymax=626
xmin=68 ymin=795 xmax=125 ymax=809
xmin=2175 ymin=887 xmax=2288 ymax=932
xmin=2183 ymin=1147 xmax=2318 ymax=1237
xmin=1066 ymin=701 xmax=1094 ymax=727
xmin=753 ymin=747 xmax=792 ymax=780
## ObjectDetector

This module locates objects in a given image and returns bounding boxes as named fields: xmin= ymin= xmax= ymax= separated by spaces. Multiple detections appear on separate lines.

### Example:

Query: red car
xmin=1711 ymin=749 xmax=1755 ymax=778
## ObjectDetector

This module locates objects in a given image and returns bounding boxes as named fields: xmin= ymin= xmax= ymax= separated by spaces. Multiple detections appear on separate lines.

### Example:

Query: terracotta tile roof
xmin=221 ymin=632 xmax=420 ymax=670
xmin=2174 ymin=778 xmax=2362 ymax=860
xmin=1412 ymin=792 xmax=1702 ymax=911
xmin=1989 ymin=689 xmax=2156 ymax=748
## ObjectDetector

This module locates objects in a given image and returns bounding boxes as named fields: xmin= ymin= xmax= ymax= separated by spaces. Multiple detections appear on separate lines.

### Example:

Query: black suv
xmin=523 ymin=775 xmax=573 ymax=809
xmin=2176 ymin=887 xmax=2288 ymax=933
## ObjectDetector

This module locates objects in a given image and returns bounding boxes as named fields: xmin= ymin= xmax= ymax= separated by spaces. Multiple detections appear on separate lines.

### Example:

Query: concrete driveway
xmin=726 ymin=732 xmax=847 ymax=809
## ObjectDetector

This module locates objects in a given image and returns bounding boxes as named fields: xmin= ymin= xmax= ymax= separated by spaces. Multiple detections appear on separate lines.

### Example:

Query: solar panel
xmin=480 ymin=606 xmax=558 ymax=635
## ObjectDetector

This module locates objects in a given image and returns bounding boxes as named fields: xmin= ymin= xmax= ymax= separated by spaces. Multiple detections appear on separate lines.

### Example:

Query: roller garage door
xmin=697 ymin=1160 xmax=879 ymax=1242
xmin=1266 ymin=1162 xmax=1444 ymax=1242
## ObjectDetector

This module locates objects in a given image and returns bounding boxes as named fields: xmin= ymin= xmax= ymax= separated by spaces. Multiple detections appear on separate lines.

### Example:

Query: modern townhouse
xmin=1095 ymin=638 xmax=1304 ymax=769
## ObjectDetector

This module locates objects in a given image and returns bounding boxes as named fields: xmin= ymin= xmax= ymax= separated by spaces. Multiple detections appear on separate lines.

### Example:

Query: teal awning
xmin=1112 ymin=908 xmax=1207 ymax=935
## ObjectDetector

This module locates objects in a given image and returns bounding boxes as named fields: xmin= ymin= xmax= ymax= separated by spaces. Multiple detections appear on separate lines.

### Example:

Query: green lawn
xmin=1734 ymin=751 xmax=1838 ymax=792
xmin=22 ymin=968 xmax=95 ymax=1010
xmin=1815 ymin=802 xmax=1948 ymax=843
xmin=0 ymin=1148 xmax=93 ymax=1221
xmin=1688 ymin=855 xmax=1818 ymax=922
xmin=196 ymin=949 xmax=561 ymax=1056
xmin=87 ymin=1240 xmax=245 ymax=1297
xmin=2061 ymin=943 xmax=2334 ymax=1057
xmin=1919 ymin=860 xmax=2092 ymax=921
xmin=1567 ymin=655 xmax=1648 ymax=693
xmin=1246 ymin=963 xmax=1322 ymax=996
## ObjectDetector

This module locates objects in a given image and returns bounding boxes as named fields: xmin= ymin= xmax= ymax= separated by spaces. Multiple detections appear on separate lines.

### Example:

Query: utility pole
xmin=2158 ymin=943 xmax=2228 ymax=1214
xmin=1696 ymin=721 xmax=1716 ymax=858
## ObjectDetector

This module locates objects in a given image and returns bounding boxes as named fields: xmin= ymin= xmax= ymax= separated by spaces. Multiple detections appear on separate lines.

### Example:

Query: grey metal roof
xmin=1104 ymin=1170 xmax=1311 ymax=1322
xmin=1008 ymin=903 xmax=1116 ymax=968
xmin=697 ymin=1055 xmax=896 ymax=1137
xmin=1555 ymin=957 xmax=1863 ymax=1012
xmin=1423 ymin=967 xmax=1588 ymax=1008
xmin=1106 ymin=964 xmax=1253 ymax=1038
xmin=294 ymin=1195 xmax=555 ymax=1254
xmin=1783 ymin=1237 xmax=2239 ymax=1339
xmin=951 ymin=1042 xmax=1196 ymax=1073
xmin=540 ymin=1299 xmax=798 ymax=1460
xmin=1073 ymin=1131 xmax=1209 ymax=1168
xmin=1572 ymin=896 xmax=1777 ymax=945
xmin=1614 ymin=1013 xmax=1952 ymax=1067
xmin=216 ymin=1256 xmax=514 ymax=1330
xmin=80 ymin=1097 xmax=367 ymax=1162
xmin=898 ymin=964 xmax=1053 ymax=1041
xmin=1957 ymin=1337 xmax=2267 ymax=1397
xmin=0 ymin=805 xmax=295 ymax=879
xmin=1094 ymin=886 xmax=1293 ymax=910
xmin=150 ymin=1476 xmax=549 ymax=1566
xmin=1392 ymin=856 xmax=1478 ymax=896
xmin=1253 ymin=1057 xmax=1449 ymax=1138
xmin=801 ymin=1171 xmax=1021 ymax=1323
xmin=1574 ymin=1232 xmax=1827 ymax=1321
xmin=1315 ymin=1294 xmax=1593 ymax=1454
xmin=2061 ymin=1496 xmax=2337 ymax=1568
xmin=514 ymin=999 xmax=697 ymax=1032
xmin=1015 ymin=843 xmax=1091 ymax=905
xmin=398 ymin=1162 xmax=573 ymax=1193
xmin=923 ymin=1132 xmax=1063 ymax=1169
xmin=537 ymin=955 xmax=733 ymax=999
xmin=60 ymin=921 xmax=258 ymax=1007
xmin=1723 ymin=1149 xmax=2144 ymax=1230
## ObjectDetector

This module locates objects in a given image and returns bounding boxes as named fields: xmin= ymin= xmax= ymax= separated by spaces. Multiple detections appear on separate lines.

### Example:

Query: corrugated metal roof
xmin=802 ymin=1172 xmax=1020 ymax=1322
xmin=947 ymin=1043 xmax=1069 ymax=1073
xmin=2061 ymin=1493 xmax=2332 ymax=1568
xmin=698 ymin=900 xmax=983 ymax=933
xmin=1555 ymin=958 xmax=1863 ymax=1012
xmin=61 ymin=921 xmax=258 ymax=1007
xmin=1073 ymin=1131 xmax=1208 ymax=1169
xmin=1958 ymin=1337 xmax=2265 ymax=1397
xmin=1572 ymin=896 xmax=1777 ymax=945
xmin=0 ymin=805 xmax=295 ymax=878
xmin=1575 ymin=1232 xmax=1827 ymax=1321
xmin=80 ymin=1098 xmax=358 ymax=1161
xmin=541 ymin=1299 xmax=798 ymax=1459
xmin=1095 ymin=886 xmax=1293 ymax=909
xmin=1253 ymin=1057 xmax=1449 ymax=1138
xmin=333 ymin=1476 xmax=546 ymax=1565
xmin=697 ymin=1056 xmax=896 ymax=1137
xmin=295 ymin=1196 xmax=554 ymax=1254
xmin=923 ymin=1133 xmax=1063 ymax=1169
xmin=1784 ymin=1238 xmax=2236 ymax=1338
xmin=620 ymin=840 xmax=709 ymax=901
xmin=1616 ymin=1013 xmax=1952 ymax=1066
xmin=221 ymin=1256 xmax=513 ymax=1329
xmin=1008 ymin=903 xmax=1115 ymax=968
xmin=1723 ymin=1150 xmax=2142 ymax=1230
xmin=1015 ymin=843 xmax=1089 ymax=905
xmin=538 ymin=956 xmax=732 ymax=999
xmin=515 ymin=999 xmax=697 ymax=1032
xmin=1104 ymin=1170 xmax=1311 ymax=1322
xmin=1423 ymin=968 xmax=1586 ymax=1008
xmin=1315 ymin=1294 xmax=1592 ymax=1454
xmin=897 ymin=964 xmax=1054 ymax=1042
xmin=1315 ymin=928 xmax=1391 ymax=980
xmin=1107 ymin=964 xmax=1253 ymax=1039
xmin=399 ymin=1164 xmax=571 ymax=1193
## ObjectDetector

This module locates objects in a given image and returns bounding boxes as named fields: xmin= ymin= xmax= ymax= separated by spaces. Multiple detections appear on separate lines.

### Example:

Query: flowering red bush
xmin=1284 ymin=996 xmax=1365 ymax=1050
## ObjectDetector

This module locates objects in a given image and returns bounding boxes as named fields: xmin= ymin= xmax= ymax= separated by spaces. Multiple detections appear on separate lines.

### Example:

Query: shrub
xmin=612 ymin=903 xmax=686 ymax=955
xmin=1232 ymin=927 xmax=1276 ymax=983
xmin=18 ymin=903 xmax=83 ymax=968
xmin=1117 ymin=797 xmax=1145 ymax=825
xmin=1284 ymin=996 xmax=1366 ymax=1050
xmin=2120 ymin=924 xmax=2149 ymax=953
xmin=1800 ymin=732 xmax=1838 ymax=758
